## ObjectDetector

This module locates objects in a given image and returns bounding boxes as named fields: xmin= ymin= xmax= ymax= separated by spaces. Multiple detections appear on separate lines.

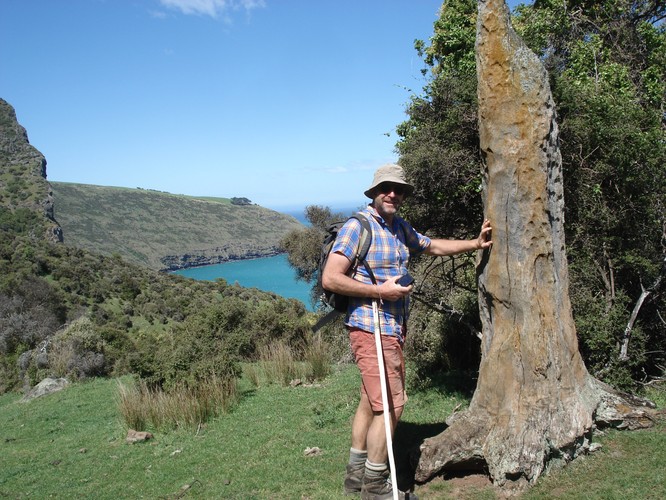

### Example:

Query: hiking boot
xmin=344 ymin=462 xmax=365 ymax=495
xmin=360 ymin=468 xmax=418 ymax=500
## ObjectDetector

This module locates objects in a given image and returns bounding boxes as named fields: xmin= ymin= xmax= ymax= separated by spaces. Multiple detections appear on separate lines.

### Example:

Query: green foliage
xmin=47 ymin=317 xmax=107 ymax=380
xmin=396 ymin=0 xmax=665 ymax=390
xmin=0 ymin=352 xmax=20 ymax=393
xmin=281 ymin=205 xmax=348 ymax=307
xmin=0 ymin=206 xmax=45 ymax=235
xmin=405 ymin=254 xmax=482 ymax=389
xmin=419 ymin=0 xmax=477 ymax=75
xmin=230 ymin=196 xmax=252 ymax=205
xmin=390 ymin=0 xmax=666 ymax=388
xmin=127 ymin=293 xmax=311 ymax=392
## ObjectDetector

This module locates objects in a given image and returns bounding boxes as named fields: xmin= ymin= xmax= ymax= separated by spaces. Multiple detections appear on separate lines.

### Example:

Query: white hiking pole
xmin=371 ymin=298 xmax=399 ymax=500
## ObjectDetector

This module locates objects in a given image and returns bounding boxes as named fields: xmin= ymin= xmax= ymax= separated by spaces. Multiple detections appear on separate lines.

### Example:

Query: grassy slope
xmin=51 ymin=182 xmax=303 ymax=270
xmin=1 ymin=368 xmax=664 ymax=499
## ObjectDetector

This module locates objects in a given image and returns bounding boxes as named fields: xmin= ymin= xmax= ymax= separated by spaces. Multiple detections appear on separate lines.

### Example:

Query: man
xmin=322 ymin=163 xmax=492 ymax=499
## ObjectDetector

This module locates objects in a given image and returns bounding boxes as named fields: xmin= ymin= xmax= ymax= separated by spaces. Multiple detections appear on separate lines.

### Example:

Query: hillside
xmin=51 ymin=182 xmax=303 ymax=270
xmin=1 ymin=97 xmax=313 ymax=395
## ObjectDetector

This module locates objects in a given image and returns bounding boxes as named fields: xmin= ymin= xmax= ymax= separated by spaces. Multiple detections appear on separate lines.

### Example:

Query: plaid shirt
xmin=331 ymin=206 xmax=431 ymax=342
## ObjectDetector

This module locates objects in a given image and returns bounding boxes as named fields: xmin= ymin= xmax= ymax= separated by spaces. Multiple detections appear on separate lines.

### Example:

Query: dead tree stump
xmin=414 ymin=0 xmax=655 ymax=488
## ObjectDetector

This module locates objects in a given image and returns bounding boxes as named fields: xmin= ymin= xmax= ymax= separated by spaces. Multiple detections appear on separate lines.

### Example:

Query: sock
xmin=364 ymin=459 xmax=388 ymax=478
xmin=349 ymin=447 xmax=367 ymax=468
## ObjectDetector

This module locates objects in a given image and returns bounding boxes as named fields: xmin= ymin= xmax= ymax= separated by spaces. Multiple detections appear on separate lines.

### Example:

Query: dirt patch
xmin=448 ymin=474 xmax=494 ymax=493
xmin=414 ymin=473 xmax=497 ymax=499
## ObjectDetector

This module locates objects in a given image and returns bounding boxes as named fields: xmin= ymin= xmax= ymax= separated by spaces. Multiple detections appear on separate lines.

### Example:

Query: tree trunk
xmin=414 ymin=0 xmax=655 ymax=488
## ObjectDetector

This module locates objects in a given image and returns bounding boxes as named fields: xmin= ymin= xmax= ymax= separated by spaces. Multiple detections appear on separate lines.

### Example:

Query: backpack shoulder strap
xmin=348 ymin=213 xmax=372 ymax=269
xmin=349 ymin=213 xmax=377 ymax=285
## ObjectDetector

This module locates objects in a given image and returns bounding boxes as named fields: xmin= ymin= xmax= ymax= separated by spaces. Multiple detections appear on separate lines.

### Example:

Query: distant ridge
xmin=51 ymin=182 xmax=303 ymax=271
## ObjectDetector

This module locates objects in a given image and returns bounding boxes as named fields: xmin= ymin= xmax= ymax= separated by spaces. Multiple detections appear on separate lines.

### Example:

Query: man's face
xmin=372 ymin=182 xmax=407 ymax=220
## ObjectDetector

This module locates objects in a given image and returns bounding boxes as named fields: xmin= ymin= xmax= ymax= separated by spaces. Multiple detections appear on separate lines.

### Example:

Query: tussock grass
xmin=252 ymin=337 xmax=333 ymax=387
xmin=244 ymin=362 xmax=261 ymax=387
xmin=258 ymin=341 xmax=302 ymax=385
xmin=117 ymin=375 xmax=237 ymax=431
xmin=304 ymin=333 xmax=333 ymax=381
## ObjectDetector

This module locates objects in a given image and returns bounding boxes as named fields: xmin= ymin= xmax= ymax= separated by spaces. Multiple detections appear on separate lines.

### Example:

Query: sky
xmin=0 ymin=1 xmax=509 ymax=212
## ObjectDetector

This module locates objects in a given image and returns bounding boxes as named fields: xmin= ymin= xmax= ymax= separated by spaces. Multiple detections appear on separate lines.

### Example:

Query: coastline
xmin=160 ymin=247 xmax=284 ymax=272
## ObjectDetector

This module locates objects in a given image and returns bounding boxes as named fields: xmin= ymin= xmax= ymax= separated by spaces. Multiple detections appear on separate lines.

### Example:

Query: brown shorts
xmin=349 ymin=328 xmax=406 ymax=412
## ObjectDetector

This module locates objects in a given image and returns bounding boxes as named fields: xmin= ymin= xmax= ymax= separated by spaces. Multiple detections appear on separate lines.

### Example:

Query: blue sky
xmin=0 ymin=1 xmax=515 ymax=211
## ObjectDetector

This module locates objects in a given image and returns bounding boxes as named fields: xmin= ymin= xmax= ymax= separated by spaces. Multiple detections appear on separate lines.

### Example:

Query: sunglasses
xmin=377 ymin=182 xmax=407 ymax=196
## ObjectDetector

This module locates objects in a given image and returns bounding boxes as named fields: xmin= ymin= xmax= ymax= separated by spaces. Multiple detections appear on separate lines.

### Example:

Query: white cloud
xmin=159 ymin=0 xmax=265 ymax=18
xmin=309 ymin=161 xmax=387 ymax=175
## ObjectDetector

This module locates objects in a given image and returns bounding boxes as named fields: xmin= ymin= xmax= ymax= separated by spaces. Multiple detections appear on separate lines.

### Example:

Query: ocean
xmin=173 ymin=253 xmax=316 ymax=311
xmin=172 ymin=205 xmax=363 ymax=312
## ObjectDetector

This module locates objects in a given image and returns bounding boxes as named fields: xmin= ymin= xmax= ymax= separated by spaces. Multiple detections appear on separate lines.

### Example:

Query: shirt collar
xmin=365 ymin=204 xmax=398 ymax=230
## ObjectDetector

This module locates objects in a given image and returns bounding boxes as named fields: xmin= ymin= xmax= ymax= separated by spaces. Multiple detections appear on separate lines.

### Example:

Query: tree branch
xmin=619 ymin=273 xmax=664 ymax=361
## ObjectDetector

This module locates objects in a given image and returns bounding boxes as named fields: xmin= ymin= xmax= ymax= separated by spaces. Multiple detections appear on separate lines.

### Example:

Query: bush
xmin=0 ymin=290 xmax=61 ymax=356
xmin=47 ymin=316 xmax=108 ymax=379
xmin=0 ymin=353 xmax=20 ymax=393
xmin=130 ymin=304 xmax=243 ymax=391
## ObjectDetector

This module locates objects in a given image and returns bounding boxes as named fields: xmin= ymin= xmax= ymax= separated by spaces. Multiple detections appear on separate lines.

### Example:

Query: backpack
xmin=312 ymin=213 xmax=376 ymax=332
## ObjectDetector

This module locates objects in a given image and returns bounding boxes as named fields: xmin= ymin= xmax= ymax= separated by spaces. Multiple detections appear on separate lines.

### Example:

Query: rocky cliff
xmin=0 ymin=98 xmax=62 ymax=242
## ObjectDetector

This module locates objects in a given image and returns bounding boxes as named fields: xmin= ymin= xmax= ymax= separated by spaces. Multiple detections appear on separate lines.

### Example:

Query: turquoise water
xmin=171 ymin=205 xmax=362 ymax=312
xmin=173 ymin=254 xmax=315 ymax=311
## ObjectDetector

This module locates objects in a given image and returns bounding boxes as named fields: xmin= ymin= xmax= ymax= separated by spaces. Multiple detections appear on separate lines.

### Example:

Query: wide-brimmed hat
xmin=364 ymin=163 xmax=415 ymax=198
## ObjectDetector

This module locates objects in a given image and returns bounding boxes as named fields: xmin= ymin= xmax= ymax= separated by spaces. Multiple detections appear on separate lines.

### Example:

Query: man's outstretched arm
xmin=424 ymin=219 xmax=492 ymax=257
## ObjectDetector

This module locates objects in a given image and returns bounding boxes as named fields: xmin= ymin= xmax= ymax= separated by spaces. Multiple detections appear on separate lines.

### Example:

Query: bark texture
xmin=414 ymin=0 xmax=655 ymax=488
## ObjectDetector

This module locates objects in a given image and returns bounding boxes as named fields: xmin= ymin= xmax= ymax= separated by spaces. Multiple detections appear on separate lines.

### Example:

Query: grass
xmin=117 ymin=375 xmax=238 ymax=432
xmin=0 ymin=369 xmax=664 ymax=499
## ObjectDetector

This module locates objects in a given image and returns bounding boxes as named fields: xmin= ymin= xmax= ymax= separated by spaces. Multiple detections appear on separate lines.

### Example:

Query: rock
xmin=304 ymin=446 xmax=322 ymax=457
xmin=126 ymin=429 xmax=154 ymax=444
xmin=21 ymin=377 xmax=69 ymax=402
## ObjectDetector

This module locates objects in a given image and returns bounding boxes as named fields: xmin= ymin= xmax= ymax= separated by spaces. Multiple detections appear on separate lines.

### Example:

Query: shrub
xmin=47 ymin=316 xmax=108 ymax=379
xmin=0 ymin=291 xmax=60 ymax=356
xmin=0 ymin=353 xmax=20 ymax=393
xmin=130 ymin=304 xmax=243 ymax=391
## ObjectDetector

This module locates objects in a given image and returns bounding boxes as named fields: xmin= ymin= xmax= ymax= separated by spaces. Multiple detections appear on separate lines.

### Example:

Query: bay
xmin=173 ymin=254 xmax=315 ymax=311
xmin=172 ymin=205 xmax=362 ymax=312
